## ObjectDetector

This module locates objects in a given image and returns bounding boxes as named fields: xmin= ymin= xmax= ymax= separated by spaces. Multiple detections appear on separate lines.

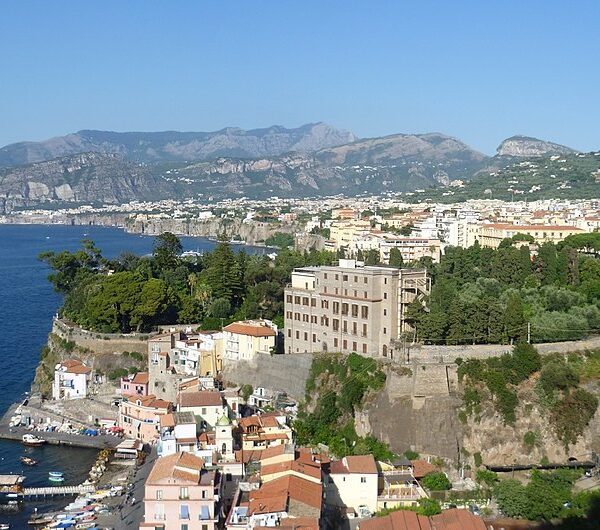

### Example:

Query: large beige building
xmin=476 ymin=223 xmax=583 ymax=248
xmin=284 ymin=260 xmax=430 ymax=359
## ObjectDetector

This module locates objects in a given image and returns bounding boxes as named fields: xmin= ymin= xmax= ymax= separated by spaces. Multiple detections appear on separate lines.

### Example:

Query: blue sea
xmin=0 ymin=223 xmax=251 ymax=527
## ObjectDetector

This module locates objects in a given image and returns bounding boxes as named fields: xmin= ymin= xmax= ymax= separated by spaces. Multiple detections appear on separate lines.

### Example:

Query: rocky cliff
xmin=0 ymin=152 xmax=170 ymax=212
xmin=496 ymin=135 xmax=576 ymax=157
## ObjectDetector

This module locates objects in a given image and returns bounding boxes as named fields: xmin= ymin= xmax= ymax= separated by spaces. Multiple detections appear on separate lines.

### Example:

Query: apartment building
xmin=118 ymin=394 xmax=173 ymax=443
xmin=284 ymin=260 xmax=430 ymax=358
xmin=477 ymin=223 xmax=583 ymax=248
xmin=142 ymin=452 xmax=220 ymax=530
xmin=379 ymin=237 xmax=441 ymax=264
xmin=222 ymin=320 xmax=278 ymax=361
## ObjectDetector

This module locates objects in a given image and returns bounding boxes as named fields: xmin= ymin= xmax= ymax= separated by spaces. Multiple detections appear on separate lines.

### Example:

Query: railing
xmin=153 ymin=514 xmax=166 ymax=521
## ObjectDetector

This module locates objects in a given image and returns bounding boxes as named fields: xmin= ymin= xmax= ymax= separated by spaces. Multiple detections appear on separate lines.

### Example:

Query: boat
xmin=19 ymin=456 xmax=37 ymax=466
xmin=0 ymin=523 xmax=10 ymax=529
xmin=22 ymin=434 xmax=46 ymax=447
xmin=48 ymin=471 xmax=63 ymax=478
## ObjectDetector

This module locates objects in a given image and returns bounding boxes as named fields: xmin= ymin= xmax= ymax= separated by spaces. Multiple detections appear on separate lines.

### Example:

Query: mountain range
xmin=0 ymin=123 xmax=589 ymax=212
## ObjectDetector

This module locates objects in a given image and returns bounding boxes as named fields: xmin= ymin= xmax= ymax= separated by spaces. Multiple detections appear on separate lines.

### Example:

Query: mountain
xmin=496 ymin=135 xmax=577 ymax=157
xmin=0 ymin=152 xmax=171 ymax=213
xmin=0 ymin=123 xmax=356 ymax=166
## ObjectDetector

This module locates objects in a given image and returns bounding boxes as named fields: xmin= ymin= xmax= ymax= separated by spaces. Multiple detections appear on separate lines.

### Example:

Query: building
xmin=158 ymin=411 xmax=199 ymax=457
xmin=284 ymin=259 xmax=430 ymax=358
xmin=118 ymin=394 xmax=172 ymax=443
xmin=178 ymin=390 xmax=227 ymax=431
xmin=141 ymin=452 xmax=220 ymax=530
xmin=327 ymin=455 xmax=379 ymax=514
xmin=476 ymin=223 xmax=583 ymax=248
xmin=223 ymin=320 xmax=278 ymax=361
xmin=358 ymin=508 xmax=486 ymax=530
xmin=148 ymin=330 xmax=223 ymax=402
xmin=52 ymin=359 xmax=92 ymax=400
xmin=239 ymin=414 xmax=293 ymax=451
xmin=376 ymin=459 xmax=428 ymax=512
xmin=120 ymin=371 xmax=149 ymax=397
xmin=379 ymin=237 xmax=442 ymax=264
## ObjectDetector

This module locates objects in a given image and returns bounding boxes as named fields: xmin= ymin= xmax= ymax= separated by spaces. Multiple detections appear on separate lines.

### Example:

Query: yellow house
xmin=222 ymin=320 xmax=277 ymax=361
xmin=477 ymin=223 xmax=583 ymax=248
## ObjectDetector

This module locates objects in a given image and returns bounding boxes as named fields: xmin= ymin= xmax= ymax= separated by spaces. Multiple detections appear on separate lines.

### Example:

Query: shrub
xmin=476 ymin=469 xmax=499 ymax=488
xmin=473 ymin=452 xmax=483 ymax=467
xmin=108 ymin=368 xmax=128 ymax=381
xmin=421 ymin=472 xmax=452 ymax=491
xmin=551 ymin=388 xmax=598 ymax=446
xmin=404 ymin=450 xmax=420 ymax=460
xmin=524 ymin=430 xmax=539 ymax=450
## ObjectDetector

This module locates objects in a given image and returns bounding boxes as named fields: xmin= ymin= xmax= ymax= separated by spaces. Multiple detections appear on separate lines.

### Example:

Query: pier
xmin=22 ymin=484 xmax=95 ymax=498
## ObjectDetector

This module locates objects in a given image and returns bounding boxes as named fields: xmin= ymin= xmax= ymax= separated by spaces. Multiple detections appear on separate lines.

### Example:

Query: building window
xmin=361 ymin=476 xmax=367 ymax=483
xmin=383 ymin=309 xmax=387 ymax=316
xmin=384 ymin=278 xmax=387 ymax=284
xmin=362 ymin=323 xmax=367 ymax=337
xmin=334 ymin=338 xmax=338 ymax=347
xmin=383 ymin=345 xmax=388 ymax=357
xmin=361 ymin=306 xmax=369 ymax=318
xmin=354 ymin=276 xmax=358 ymax=282
xmin=202 ymin=489 xmax=207 ymax=499
xmin=156 ymin=489 xmax=163 ymax=500
xmin=296 ymin=331 xmax=300 ymax=339
xmin=324 ymin=286 xmax=328 ymax=293
xmin=384 ymin=292 xmax=387 ymax=299
xmin=362 ymin=344 xmax=367 ymax=354
xmin=181 ymin=525 xmax=189 ymax=530
xmin=343 ymin=340 xmax=347 ymax=349
xmin=383 ymin=327 xmax=387 ymax=334
xmin=352 ymin=322 xmax=357 ymax=335
xmin=287 ymin=329 xmax=291 ymax=337
xmin=313 ymin=334 xmax=317 ymax=343
xmin=303 ymin=297 xmax=309 ymax=306
xmin=343 ymin=274 xmax=348 ymax=281
xmin=304 ymin=332 xmax=308 ymax=341
xmin=295 ymin=296 xmax=301 ymax=304
xmin=352 ymin=304 xmax=359 ymax=317
xmin=286 ymin=295 xmax=292 ymax=303
xmin=333 ymin=301 xmax=340 ymax=314
xmin=353 ymin=341 xmax=357 ymax=351
xmin=179 ymin=487 xmax=189 ymax=500
xmin=333 ymin=319 xmax=339 ymax=331
xmin=342 ymin=303 xmax=349 ymax=315
xmin=311 ymin=298 xmax=316 ymax=307
xmin=364 ymin=277 xmax=368 ymax=284
xmin=343 ymin=321 xmax=347 ymax=333
xmin=324 ymin=273 xmax=328 ymax=279
xmin=335 ymin=274 xmax=339 ymax=280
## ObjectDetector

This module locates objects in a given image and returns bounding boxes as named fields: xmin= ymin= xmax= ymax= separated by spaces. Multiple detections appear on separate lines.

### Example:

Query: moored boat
xmin=48 ymin=472 xmax=65 ymax=483
xmin=19 ymin=456 xmax=37 ymax=466
xmin=22 ymin=434 xmax=46 ymax=447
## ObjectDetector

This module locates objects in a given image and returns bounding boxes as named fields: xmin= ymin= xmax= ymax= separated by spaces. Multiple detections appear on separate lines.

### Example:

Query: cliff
xmin=496 ymin=135 xmax=576 ymax=157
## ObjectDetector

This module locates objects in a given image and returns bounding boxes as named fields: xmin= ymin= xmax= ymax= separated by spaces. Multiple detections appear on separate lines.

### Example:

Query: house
xmin=120 ymin=371 xmax=149 ymax=397
xmin=226 ymin=475 xmax=322 ymax=529
xmin=158 ymin=411 xmax=199 ymax=457
xmin=141 ymin=452 xmax=221 ymax=530
xmin=327 ymin=455 xmax=379 ymax=514
xmin=118 ymin=395 xmax=172 ymax=443
xmin=377 ymin=460 xmax=428 ymax=512
xmin=223 ymin=320 xmax=278 ymax=361
xmin=178 ymin=390 xmax=226 ymax=430
xmin=239 ymin=414 xmax=293 ymax=451
xmin=358 ymin=507 xmax=487 ymax=530
xmin=52 ymin=359 xmax=92 ymax=400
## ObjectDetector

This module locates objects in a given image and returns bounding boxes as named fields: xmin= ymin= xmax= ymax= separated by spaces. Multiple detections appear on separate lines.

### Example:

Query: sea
xmin=0 ymin=223 xmax=259 ymax=527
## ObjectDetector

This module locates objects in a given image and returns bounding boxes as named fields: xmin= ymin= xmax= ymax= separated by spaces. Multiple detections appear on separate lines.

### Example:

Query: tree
xmin=153 ymin=232 xmax=182 ymax=271
xmin=504 ymin=292 xmax=526 ymax=343
xmin=364 ymin=249 xmax=380 ymax=266
xmin=389 ymin=247 xmax=404 ymax=267
xmin=421 ymin=472 xmax=452 ymax=491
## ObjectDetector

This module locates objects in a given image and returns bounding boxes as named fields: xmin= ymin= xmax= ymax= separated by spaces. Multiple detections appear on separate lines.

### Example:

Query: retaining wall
xmin=52 ymin=318 xmax=149 ymax=355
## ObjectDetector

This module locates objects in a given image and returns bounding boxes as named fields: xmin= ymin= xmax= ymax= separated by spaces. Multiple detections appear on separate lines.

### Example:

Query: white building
xmin=158 ymin=411 xmax=199 ymax=456
xmin=327 ymin=455 xmax=379 ymax=514
xmin=177 ymin=390 xmax=226 ymax=430
xmin=52 ymin=359 xmax=91 ymax=400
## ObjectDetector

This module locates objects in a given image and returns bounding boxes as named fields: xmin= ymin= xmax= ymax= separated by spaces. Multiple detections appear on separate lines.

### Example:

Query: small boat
xmin=49 ymin=471 xmax=63 ymax=477
xmin=22 ymin=434 xmax=46 ymax=446
xmin=0 ymin=523 xmax=10 ymax=529
xmin=48 ymin=471 xmax=65 ymax=482
xmin=20 ymin=456 xmax=37 ymax=466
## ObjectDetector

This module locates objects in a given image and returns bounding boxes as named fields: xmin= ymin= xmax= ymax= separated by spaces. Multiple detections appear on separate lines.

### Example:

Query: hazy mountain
xmin=496 ymin=135 xmax=577 ymax=157
xmin=0 ymin=123 xmax=356 ymax=166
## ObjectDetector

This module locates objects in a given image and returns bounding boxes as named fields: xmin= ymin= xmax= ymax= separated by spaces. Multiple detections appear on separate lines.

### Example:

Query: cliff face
xmin=0 ymin=152 xmax=170 ymax=212
xmin=496 ymin=136 xmax=576 ymax=157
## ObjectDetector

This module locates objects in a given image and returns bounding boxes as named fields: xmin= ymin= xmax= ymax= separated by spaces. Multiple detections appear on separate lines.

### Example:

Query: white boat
xmin=22 ymin=434 xmax=46 ymax=446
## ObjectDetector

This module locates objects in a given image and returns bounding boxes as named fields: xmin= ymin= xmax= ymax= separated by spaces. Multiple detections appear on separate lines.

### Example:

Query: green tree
xmin=152 ymin=232 xmax=182 ymax=270
xmin=389 ymin=247 xmax=404 ymax=267
xmin=421 ymin=472 xmax=452 ymax=491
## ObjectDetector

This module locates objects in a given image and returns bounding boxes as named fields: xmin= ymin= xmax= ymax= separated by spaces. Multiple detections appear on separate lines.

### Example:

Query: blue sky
xmin=0 ymin=1 xmax=598 ymax=154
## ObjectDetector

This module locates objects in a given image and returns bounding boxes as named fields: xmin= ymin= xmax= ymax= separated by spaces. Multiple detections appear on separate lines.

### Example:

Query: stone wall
xmin=52 ymin=318 xmax=149 ymax=355
xmin=221 ymin=353 xmax=314 ymax=400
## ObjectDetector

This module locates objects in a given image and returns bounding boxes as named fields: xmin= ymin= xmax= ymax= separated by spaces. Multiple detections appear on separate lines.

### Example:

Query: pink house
xmin=118 ymin=394 xmax=173 ymax=443
xmin=120 ymin=371 xmax=150 ymax=397
xmin=142 ymin=452 xmax=221 ymax=530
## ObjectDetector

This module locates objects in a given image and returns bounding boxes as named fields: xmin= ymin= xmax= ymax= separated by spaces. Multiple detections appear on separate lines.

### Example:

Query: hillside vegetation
xmin=407 ymin=234 xmax=600 ymax=344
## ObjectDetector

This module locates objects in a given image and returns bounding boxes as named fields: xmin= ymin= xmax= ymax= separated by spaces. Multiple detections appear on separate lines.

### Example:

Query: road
xmin=114 ymin=447 xmax=157 ymax=529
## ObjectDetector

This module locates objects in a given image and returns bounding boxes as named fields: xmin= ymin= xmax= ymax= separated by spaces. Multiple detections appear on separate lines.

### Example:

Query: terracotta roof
xmin=131 ymin=372 xmax=149 ymax=385
xmin=249 ymin=475 xmax=322 ymax=515
xmin=61 ymin=359 xmax=91 ymax=374
xmin=147 ymin=452 xmax=205 ymax=484
xmin=179 ymin=390 xmax=223 ymax=408
xmin=359 ymin=508 xmax=486 ymax=530
xmin=261 ymin=460 xmax=322 ymax=481
xmin=236 ymin=449 xmax=263 ymax=463
xmin=129 ymin=394 xmax=172 ymax=410
xmin=223 ymin=321 xmax=277 ymax=337
xmin=411 ymin=459 xmax=435 ymax=479
xmin=330 ymin=454 xmax=377 ymax=475
xmin=160 ymin=413 xmax=175 ymax=428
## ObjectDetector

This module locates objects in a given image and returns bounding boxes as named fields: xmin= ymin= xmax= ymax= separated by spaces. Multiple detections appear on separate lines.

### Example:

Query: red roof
xmin=360 ymin=508 xmax=486 ymax=530
xmin=179 ymin=390 xmax=223 ymax=408
xmin=223 ymin=321 xmax=277 ymax=337
xmin=330 ymin=455 xmax=377 ymax=475
xmin=61 ymin=359 xmax=91 ymax=375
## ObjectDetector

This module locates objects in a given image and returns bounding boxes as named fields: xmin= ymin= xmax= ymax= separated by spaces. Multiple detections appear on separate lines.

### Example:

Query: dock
xmin=22 ymin=484 xmax=95 ymax=498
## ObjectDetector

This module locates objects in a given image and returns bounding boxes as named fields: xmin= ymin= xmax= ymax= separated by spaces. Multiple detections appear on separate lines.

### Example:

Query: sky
xmin=0 ymin=1 xmax=599 ymax=154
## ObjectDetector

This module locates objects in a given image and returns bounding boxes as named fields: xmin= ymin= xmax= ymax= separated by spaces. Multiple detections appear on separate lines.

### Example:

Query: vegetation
xmin=376 ymin=498 xmax=442 ymax=517
xmin=40 ymin=233 xmax=339 ymax=333
xmin=295 ymin=353 xmax=392 ymax=460
xmin=421 ymin=471 xmax=452 ymax=491
xmin=407 ymin=236 xmax=600 ymax=344
xmin=493 ymin=469 xmax=588 ymax=521
xmin=264 ymin=232 xmax=295 ymax=249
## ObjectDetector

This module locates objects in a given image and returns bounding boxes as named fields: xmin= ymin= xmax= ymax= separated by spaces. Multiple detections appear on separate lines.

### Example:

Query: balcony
xmin=153 ymin=514 xmax=166 ymax=521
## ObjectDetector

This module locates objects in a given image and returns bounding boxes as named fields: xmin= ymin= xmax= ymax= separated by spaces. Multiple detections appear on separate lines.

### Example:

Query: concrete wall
xmin=221 ymin=353 xmax=313 ymax=400
xmin=52 ymin=318 xmax=149 ymax=355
